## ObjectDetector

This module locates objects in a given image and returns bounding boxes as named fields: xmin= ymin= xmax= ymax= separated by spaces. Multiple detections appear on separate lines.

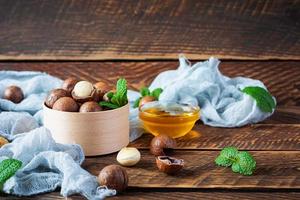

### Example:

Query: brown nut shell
xmin=98 ymin=164 xmax=128 ymax=193
xmin=45 ymin=89 xmax=70 ymax=108
xmin=94 ymin=81 xmax=111 ymax=99
xmin=3 ymin=86 xmax=24 ymax=104
xmin=79 ymin=101 xmax=103 ymax=112
xmin=72 ymin=87 xmax=100 ymax=103
xmin=156 ymin=156 xmax=184 ymax=174
xmin=52 ymin=97 xmax=79 ymax=112
xmin=139 ymin=96 xmax=156 ymax=108
xmin=62 ymin=77 xmax=78 ymax=94
xmin=150 ymin=134 xmax=177 ymax=156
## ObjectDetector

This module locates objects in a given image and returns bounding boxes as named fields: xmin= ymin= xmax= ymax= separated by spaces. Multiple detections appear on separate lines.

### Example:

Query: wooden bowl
xmin=43 ymin=103 xmax=129 ymax=156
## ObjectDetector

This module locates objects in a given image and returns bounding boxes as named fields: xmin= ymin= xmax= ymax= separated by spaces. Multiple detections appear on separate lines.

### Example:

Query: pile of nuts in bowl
xmin=45 ymin=77 xmax=127 ymax=112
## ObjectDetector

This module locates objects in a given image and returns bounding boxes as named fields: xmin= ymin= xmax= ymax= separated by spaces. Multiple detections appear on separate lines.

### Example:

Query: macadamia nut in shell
xmin=98 ymin=165 xmax=128 ymax=193
xmin=52 ymin=97 xmax=79 ymax=112
xmin=3 ymin=86 xmax=24 ymax=103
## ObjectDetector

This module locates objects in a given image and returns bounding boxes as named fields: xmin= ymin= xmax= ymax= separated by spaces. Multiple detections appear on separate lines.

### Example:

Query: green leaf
xmin=99 ymin=101 xmax=119 ymax=109
xmin=140 ymin=87 xmax=150 ymax=97
xmin=231 ymin=151 xmax=256 ymax=176
xmin=133 ymin=97 xmax=141 ymax=108
xmin=115 ymin=78 xmax=128 ymax=106
xmin=242 ymin=86 xmax=275 ymax=113
xmin=215 ymin=146 xmax=238 ymax=167
xmin=107 ymin=92 xmax=114 ymax=99
xmin=0 ymin=159 xmax=22 ymax=186
xmin=215 ymin=146 xmax=256 ymax=176
xmin=150 ymin=88 xmax=163 ymax=100
xmin=107 ymin=78 xmax=128 ymax=108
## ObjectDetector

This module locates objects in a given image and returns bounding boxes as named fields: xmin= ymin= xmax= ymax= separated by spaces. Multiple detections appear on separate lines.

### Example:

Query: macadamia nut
xmin=116 ymin=147 xmax=141 ymax=167
xmin=73 ymin=81 xmax=94 ymax=97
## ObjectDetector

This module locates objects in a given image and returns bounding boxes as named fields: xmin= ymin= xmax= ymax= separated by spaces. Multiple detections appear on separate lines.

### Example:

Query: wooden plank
xmin=82 ymin=150 xmax=300 ymax=189
xmin=0 ymin=61 xmax=299 ymax=106
xmin=263 ymin=106 xmax=300 ymax=124
xmin=1 ymin=191 xmax=300 ymax=200
xmin=130 ymin=124 xmax=300 ymax=150
xmin=0 ymin=0 xmax=299 ymax=60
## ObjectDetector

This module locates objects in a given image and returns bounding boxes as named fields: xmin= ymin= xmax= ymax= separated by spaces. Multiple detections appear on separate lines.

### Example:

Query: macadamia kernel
xmin=73 ymin=81 xmax=94 ymax=97
xmin=116 ymin=147 xmax=141 ymax=167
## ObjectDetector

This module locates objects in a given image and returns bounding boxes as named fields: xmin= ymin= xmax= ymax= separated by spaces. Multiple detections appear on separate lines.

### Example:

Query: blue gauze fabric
xmin=128 ymin=56 xmax=276 ymax=139
xmin=0 ymin=71 xmax=115 ymax=199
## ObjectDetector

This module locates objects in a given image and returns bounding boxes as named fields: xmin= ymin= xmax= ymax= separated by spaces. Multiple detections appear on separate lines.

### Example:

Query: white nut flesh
xmin=116 ymin=147 xmax=141 ymax=167
xmin=73 ymin=81 xmax=94 ymax=97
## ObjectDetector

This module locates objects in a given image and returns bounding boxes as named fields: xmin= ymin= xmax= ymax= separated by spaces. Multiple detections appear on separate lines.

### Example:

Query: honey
xmin=139 ymin=102 xmax=200 ymax=138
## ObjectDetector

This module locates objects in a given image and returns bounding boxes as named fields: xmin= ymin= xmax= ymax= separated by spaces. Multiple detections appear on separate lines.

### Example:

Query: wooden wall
xmin=0 ymin=0 xmax=299 ymax=60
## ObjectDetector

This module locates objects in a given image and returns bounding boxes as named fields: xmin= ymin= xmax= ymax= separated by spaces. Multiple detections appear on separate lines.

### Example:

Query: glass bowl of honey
xmin=139 ymin=101 xmax=200 ymax=138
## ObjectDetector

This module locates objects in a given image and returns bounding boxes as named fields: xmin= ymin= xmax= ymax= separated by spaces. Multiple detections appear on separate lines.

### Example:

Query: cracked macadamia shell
xmin=156 ymin=156 xmax=184 ymax=174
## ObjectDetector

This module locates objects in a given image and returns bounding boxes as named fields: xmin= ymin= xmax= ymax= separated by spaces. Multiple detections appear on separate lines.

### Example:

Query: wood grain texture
xmin=0 ymin=61 xmax=299 ymax=106
xmin=82 ymin=150 xmax=300 ymax=189
xmin=1 ymin=191 xmax=300 ymax=200
xmin=130 ymin=124 xmax=300 ymax=150
xmin=0 ymin=0 xmax=299 ymax=60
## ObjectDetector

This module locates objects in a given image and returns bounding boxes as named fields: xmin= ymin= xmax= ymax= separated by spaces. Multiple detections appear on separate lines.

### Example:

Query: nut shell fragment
xmin=156 ymin=156 xmax=184 ymax=174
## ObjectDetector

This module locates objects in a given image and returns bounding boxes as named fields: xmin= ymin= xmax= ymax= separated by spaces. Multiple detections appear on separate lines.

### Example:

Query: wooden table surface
xmin=0 ymin=61 xmax=299 ymax=200
xmin=0 ymin=0 xmax=299 ymax=199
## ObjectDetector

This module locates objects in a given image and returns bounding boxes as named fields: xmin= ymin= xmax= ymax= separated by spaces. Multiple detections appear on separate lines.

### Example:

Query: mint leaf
xmin=231 ymin=151 xmax=256 ymax=176
xmin=242 ymin=86 xmax=275 ymax=113
xmin=109 ymin=78 xmax=128 ymax=108
xmin=151 ymin=88 xmax=163 ymax=100
xmin=99 ymin=101 xmax=119 ymax=109
xmin=0 ymin=159 xmax=22 ymax=186
xmin=140 ymin=87 xmax=150 ymax=97
xmin=215 ymin=147 xmax=238 ymax=167
xmin=133 ymin=97 xmax=141 ymax=108
xmin=215 ymin=146 xmax=256 ymax=176
xmin=107 ymin=92 xmax=114 ymax=100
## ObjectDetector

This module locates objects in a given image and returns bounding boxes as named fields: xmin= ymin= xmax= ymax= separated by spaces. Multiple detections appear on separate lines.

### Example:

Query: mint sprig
xmin=133 ymin=86 xmax=163 ymax=108
xmin=242 ymin=86 xmax=275 ymax=113
xmin=99 ymin=78 xmax=128 ymax=109
xmin=0 ymin=159 xmax=22 ymax=188
xmin=215 ymin=146 xmax=256 ymax=176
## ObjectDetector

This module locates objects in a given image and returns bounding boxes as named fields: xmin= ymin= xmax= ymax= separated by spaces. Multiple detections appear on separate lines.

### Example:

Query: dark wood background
xmin=0 ymin=0 xmax=299 ymax=200
xmin=0 ymin=0 xmax=299 ymax=60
